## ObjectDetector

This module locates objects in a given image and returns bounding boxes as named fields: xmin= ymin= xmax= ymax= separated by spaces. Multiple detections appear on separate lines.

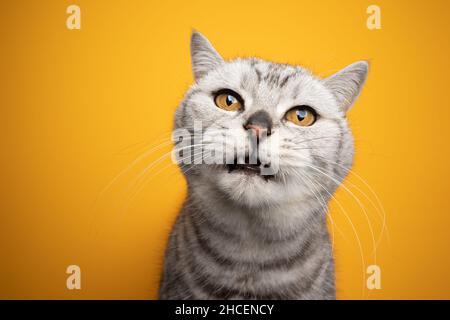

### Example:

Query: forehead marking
xmin=279 ymin=72 xmax=296 ymax=88
xmin=255 ymin=68 xmax=262 ymax=83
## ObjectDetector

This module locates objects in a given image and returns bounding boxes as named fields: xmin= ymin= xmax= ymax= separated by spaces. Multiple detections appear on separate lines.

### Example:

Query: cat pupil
xmin=226 ymin=95 xmax=235 ymax=106
xmin=297 ymin=109 xmax=306 ymax=120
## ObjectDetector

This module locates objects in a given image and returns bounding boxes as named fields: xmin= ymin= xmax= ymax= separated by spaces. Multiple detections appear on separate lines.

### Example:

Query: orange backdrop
xmin=1 ymin=0 xmax=449 ymax=299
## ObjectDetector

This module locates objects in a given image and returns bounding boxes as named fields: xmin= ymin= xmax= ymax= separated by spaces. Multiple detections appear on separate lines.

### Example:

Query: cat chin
xmin=211 ymin=168 xmax=307 ymax=209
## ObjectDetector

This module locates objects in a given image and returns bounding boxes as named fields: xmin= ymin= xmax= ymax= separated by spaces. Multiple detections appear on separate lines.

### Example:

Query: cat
xmin=159 ymin=31 xmax=368 ymax=300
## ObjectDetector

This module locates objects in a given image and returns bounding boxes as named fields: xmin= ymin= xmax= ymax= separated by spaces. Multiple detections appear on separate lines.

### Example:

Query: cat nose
xmin=244 ymin=110 xmax=273 ymax=137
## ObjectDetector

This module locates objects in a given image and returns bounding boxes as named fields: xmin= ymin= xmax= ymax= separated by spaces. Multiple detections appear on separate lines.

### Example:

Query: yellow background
xmin=1 ymin=0 xmax=449 ymax=299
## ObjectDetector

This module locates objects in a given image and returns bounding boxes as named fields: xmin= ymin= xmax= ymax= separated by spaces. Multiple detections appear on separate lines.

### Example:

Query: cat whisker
xmin=298 ymin=170 xmax=367 ymax=298
xmin=305 ymin=154 xmax=390 ymax=253
xmin=298 ymin=170 xmax=351 ymax=245
xmin=280 ymin=152 xmax=386 ymax=258
xmin=284 ymin=145 xmax=337 ymax=152
xmin=278 ymin=154 xmax=379 ymax=298
xmin=119 ymin=147 xmax=210 ymax=215
xmin=285 ymin=135 xmax=339 ymax=145
xmin=126 ymin=144 xmax=210 ymax=195
xmin=297 ymin=171 xmax=337 ymax=249
xmin=302 ymin=164 xmax=378 ymax=276
xmin=114 ymin=132 xmax=173 ymax=156
xmin=97 ymin=138 xmax=175 ymax=201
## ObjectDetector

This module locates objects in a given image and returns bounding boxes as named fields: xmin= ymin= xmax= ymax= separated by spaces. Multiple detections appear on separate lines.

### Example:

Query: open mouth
xmin=226 ymin=155 xmax=274 ymax=180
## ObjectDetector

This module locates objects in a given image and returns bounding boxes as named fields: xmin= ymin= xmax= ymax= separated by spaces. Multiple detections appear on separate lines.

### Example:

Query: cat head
xmin=173 ymin=31 xmax=368 ymax=209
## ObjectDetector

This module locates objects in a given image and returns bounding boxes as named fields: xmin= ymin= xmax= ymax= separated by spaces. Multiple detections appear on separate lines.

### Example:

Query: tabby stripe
xmin=255 ymin=68 xmax=262 ymax=83
xmin=185 ymin=216 xmax=330 ymax=299
xmin=185 ymin=241 xmax=322 ymax=300
xmin=188 ymin=213 xmax=319 ymax=271
xmin=171 ymin=214 xmax=203 ymax=299
xmin=190 ymin=206 xmax=242 ymax=242
xmin=297 ymin=258 xmax=329 ymax=297
xmin=269 ymin=72 xmax=281 ymax=87
xmin=328 ymin=118 xmax=346 ymax=181
xmin=279 ymin=72 xmax=295 ymax=88
xmin=332 ymin=118 xmax=344 ymax=165
xmin=191 ymin=203 xmax=316 ymax=245
xmin=183 ymin=241 xmax=297 ymax=300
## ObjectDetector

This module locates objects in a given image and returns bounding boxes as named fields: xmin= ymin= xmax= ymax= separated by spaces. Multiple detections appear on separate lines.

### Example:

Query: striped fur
xmin=159 ymin=31 xmax=368 ymax=300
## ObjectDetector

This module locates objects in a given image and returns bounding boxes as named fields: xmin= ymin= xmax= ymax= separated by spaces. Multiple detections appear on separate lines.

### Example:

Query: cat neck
xmin=186 ymin=177 xmax=330 ymax=242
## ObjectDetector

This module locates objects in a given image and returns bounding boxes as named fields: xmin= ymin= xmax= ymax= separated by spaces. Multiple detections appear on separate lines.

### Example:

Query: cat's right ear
xmin=323 ymin=61 xmax=369 ymax=113
xmin=190 ymin=31 xmax=224 ymax=81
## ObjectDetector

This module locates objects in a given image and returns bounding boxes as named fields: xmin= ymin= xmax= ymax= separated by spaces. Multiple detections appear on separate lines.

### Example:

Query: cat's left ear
xmin=190 ymin=31 xmax=224 ymax=81
xmin=323 ymin=61 xmax=369 ymax=112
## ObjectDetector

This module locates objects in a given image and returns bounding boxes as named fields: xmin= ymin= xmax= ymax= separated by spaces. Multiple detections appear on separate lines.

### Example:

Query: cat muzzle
xmin=226 ymin=154 xmax=274 ymax=180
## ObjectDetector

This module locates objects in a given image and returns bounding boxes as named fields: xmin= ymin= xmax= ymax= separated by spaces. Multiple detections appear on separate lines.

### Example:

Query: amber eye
xmin=214 ymin=90 xmax=243 ymax=111
xmin=285 ymin=106 xmax=317 ymax=126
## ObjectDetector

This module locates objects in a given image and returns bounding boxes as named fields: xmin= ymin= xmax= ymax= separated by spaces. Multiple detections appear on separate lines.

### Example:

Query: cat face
xmin=173 ymin=31 xmax=368 ymax=209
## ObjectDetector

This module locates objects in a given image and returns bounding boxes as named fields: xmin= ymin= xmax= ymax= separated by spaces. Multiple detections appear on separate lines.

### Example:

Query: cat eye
xmin=285 ymin=106 xmax=317 ymax=127
xmin=214 ymin=89 xmax=243 ymax=111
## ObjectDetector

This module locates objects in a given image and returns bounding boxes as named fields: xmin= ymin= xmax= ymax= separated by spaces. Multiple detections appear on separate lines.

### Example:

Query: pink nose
xmin=244 ymin=124 xmax=268 ymax=138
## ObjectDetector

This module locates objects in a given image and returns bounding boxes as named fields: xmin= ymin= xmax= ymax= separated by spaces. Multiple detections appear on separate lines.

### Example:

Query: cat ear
xmin=190 ymin=31 xmax=224 ymax=81
xmin=323 ymin=61 xmax=369 ymax=112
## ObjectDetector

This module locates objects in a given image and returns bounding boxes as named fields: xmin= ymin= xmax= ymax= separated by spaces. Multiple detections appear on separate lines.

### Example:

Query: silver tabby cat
xmin=159 ymin=31 xmax=368 ymax=300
